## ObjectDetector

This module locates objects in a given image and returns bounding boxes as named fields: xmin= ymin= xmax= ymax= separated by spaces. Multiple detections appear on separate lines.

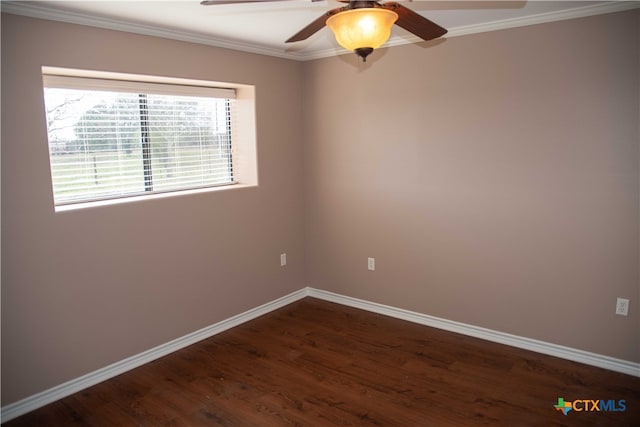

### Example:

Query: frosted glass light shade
xmin=326 ymin=8 xmax=398 ymax=51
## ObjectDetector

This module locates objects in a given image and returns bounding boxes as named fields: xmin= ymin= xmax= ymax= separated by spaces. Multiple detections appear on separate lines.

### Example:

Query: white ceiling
xmin=3 ymin=1 xmax=638 ymax=60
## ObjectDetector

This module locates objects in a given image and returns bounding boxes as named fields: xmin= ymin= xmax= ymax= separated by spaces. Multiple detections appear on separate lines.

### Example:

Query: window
xmin=42 ymin=69 xmax=256 ymax=209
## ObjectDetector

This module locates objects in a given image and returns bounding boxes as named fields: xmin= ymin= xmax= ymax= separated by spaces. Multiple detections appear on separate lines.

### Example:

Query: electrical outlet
xmin=280 ymin=253 xmax=287 ymax=267
xmin=616 ymin=298 xmax=629 ymax=316
xmin=367 ymin=257 xmax=375 ymax=271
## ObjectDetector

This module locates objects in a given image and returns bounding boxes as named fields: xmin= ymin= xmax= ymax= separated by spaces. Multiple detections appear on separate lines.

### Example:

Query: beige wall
xmin=1 ymin=14 xmax=305 ymax=405
xmin=304 ymin=10 xmax=639 ymax=363
xmin=2 ymin=8 xmax=639 ymax=409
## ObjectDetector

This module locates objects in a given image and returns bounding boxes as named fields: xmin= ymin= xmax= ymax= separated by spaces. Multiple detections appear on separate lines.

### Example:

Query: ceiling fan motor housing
xmin=354 ymin=47 xmax=374 ymax=61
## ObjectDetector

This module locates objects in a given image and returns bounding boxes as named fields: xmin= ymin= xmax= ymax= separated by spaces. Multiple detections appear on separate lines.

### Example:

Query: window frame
xmin=42 ymin=67 xmax=258 ymax=212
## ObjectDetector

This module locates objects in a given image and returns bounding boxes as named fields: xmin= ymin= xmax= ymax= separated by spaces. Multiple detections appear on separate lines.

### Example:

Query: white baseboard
xmin=0 ymin=288 xmax=308 ymax=423
xmin=306 ymin=287 xmax=640 ymax=378
xmin=3 ymin=286 xmax=638 ymax=422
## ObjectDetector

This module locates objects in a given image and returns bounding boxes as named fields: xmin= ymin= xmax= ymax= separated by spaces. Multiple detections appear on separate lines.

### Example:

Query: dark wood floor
xmin=5 ymin=297 xmax=639 ymax=426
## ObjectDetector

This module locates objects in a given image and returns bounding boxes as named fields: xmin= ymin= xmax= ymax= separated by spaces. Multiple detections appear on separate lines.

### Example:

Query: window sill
xmin=54 ymin=183 xmax=256 ymax=213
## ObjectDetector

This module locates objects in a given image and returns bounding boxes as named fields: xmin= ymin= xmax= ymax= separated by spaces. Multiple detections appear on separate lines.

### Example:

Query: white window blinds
xmin=43 ymin=74 xmax=237 ymax=206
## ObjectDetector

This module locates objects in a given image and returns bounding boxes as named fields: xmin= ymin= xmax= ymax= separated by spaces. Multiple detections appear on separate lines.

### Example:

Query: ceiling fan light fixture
xmin=326 ymin=8 xmax=398 ymax=61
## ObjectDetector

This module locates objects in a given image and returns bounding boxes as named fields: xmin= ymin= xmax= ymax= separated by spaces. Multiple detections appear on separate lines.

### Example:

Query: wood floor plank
xmin=4 ymin=297 xmax=639 ymax=426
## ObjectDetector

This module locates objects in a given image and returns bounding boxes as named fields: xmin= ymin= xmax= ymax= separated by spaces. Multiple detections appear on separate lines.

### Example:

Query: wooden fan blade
xmin=383 ymin=2 xmax=447 ymax=41
xmin=201 ymin=0 xmax=272 ymax=5
xmin=285 ymin=7 xmax=343 ymax=43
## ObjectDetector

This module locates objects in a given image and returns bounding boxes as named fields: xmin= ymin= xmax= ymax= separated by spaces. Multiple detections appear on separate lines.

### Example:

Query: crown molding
xmin=1 ymin=1 xmax=638 ymax=61
xmin=301 ymin=1 xmax=640 ymax=60
xmin=0 ymin=1 xmax=307 ymax=61
xmin=444 ymin=0 xmax=640 ymax=38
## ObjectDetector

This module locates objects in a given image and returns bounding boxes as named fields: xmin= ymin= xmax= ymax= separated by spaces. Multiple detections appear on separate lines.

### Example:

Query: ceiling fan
xmin=201 ymin=0 xmax=447 ymax=62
